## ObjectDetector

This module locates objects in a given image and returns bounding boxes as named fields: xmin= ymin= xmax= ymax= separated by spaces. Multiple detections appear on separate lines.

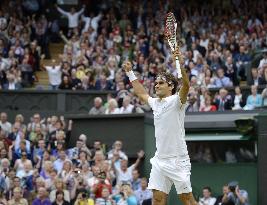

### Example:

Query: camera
xmin=82 ymin=193 xmax=87 ymax=198
xmin=228 ymin=181 xmax=238 ymax=192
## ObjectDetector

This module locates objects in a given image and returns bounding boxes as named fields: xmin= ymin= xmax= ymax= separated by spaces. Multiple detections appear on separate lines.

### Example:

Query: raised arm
xmin=123 ymin=61 xmax=150 ymax=103
xmin=172 ymin=49 xmax=190 ymax=104
xmin=76 ymin=5 xmax=85 ymax=16
xmin=56 ymin=6 xmax=69 ymax=16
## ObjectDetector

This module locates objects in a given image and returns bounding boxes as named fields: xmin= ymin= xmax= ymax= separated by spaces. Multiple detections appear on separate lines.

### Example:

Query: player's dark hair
xmin=156 ymin=71 xmax=179 ymax=94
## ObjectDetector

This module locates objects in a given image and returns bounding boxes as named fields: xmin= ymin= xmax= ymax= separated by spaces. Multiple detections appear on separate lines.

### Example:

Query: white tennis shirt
xmin=148 ymin=94 xmax=189 ymax=160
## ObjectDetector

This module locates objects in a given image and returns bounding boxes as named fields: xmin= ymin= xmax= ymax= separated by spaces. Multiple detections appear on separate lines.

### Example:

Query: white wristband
xmin=126 ymin=70 xmax=137 ymax=82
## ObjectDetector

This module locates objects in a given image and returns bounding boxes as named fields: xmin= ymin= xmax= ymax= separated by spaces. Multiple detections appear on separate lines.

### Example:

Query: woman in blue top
xmin=244 ymin=85 xmax=263 ymax=110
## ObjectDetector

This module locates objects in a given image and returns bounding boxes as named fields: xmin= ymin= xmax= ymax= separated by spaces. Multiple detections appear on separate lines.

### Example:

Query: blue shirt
xmin=32 ymin=198 xmax=52 ymax=205
xmin=214 ymin=76 xmax=233 ymax=88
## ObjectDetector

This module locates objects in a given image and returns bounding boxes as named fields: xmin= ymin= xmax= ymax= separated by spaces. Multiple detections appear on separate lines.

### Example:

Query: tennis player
xmin=123 ymin=49 xmax=197 ymax=205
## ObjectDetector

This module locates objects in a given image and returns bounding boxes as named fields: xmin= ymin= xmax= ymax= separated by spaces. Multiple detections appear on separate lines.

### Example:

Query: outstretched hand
xmin=122 ymin=61 xmax=132 ymax=72
xmin=137 ymin=150 xmax=145 ymax=159
xmin=172 ymin=48 xmax=184 ymax=64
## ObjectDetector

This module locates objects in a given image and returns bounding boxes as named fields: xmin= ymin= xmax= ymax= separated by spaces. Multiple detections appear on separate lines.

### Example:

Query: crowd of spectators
xmin=0 ymin=111 xmax=253 ymax=204
xmin=198 ymin=182 xmax=249 ymax=205
xmin=1 ymin=0 xmax=267 ymax=113
xmin=0 ymin=111 xmax=154 ymax=205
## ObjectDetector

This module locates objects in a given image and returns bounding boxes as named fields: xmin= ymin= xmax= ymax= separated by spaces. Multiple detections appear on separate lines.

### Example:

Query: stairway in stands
xmin=35 ymin=43 xmax=64 ymax=89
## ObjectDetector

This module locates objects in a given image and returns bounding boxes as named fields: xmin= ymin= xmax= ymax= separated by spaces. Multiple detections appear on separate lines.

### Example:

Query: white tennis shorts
xmin=147 ymin=156 xmax=192 ymax=194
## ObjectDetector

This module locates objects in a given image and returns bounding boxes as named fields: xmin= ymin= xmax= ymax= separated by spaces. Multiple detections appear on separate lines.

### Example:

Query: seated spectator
xmin=108 ymin=140 xmax=128 ymax=168
xmin=248 ymin=67 xmax=261 ymax=86
xmin=243 ymin=85 xmax=263 ymax=110
xmin=105 ymin=98 xmax=120 ymax=114
xmin=187 ymin=88 xmax=199 ymax=112
xmin=224 ymin=56 xmax=239 ymax=86
xmin=260 ymin=64 xmax=267 ymax=85
xmin=214 ymin=88 xmax=233 ymax=111
xmin=199 ymin=95 xmax=217 ymax=112
xmin=52 ymin=190 xmax=70 ymax=205
xmin=262 ymin=86 xmax=267 ymax=106
xmin=131 ymin=169 xmax=141 ymax=191
xmin=223 ymin=181 xmax=249 ymax=205
xmin=119 ymin=96 xmax=134 ymax=114
xmin=74 ymin=192 xmax=94 ymax=205
xmin=14 ymin=151 xmax=32 ymax=173
xmin=0 ymin=112 xmax=12 ymax=134
xmin=49 ymin=179 xmax=70 ymax=203
xmin=134 ymin=178 xmax=152 ymax=205
xmin=32 ymin=187 xmax=52 ymax=205
xmin=95 ymin=187 xmax=114 ymax=205
xmin=89 ymin=97 xmax=106 ymax=115
xmin=3 ymin=73 xmax=21 ymax=90
xmin=91 ymin=171 xmax=112 ymax=199
xmin=234 ymin=45 xmax=251 ymax=81
xmin=215 ymin=185 xmax=233 ymax=205
xmin=7 ymin=187 xmax=28 ymax=205
xmin=115 ymin=182 xmax=138 ymax=205
xmin=58 ymin=75 xmax=73 ymax=90
xmin=232 ymin=86 xmax=245 ymax=110
xmin=225 ymin=147 xmax=237 ymax=163
xmin=258 ymin=52 xmax=267 ymax=71
xmin=213 ymin=68 xmax=233 ymax=88
xmin=95 ymin=71 xmax=114 ymax=91
xmin=53 ymin=150 xmax=68 ymax=173
xmin=198 ymin=186 xmax=216 ymax=205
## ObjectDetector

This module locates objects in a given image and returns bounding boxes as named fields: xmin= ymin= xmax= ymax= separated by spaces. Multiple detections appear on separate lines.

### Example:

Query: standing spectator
xmin=81 ymin=11 xmax=103 ymax=34
xmin=89 ymin=97 xmax=106 ymax=115
xmin=32 ymin=187 xmax=52 ymax=205
xmin=198 ymin=186 xmax=216 ymax=205
xmin=56 ymin=4 xmax=85 ymax=36
xmin=0 ymin=112 xmax=12 ymax=134
xmin=41 ymin=57 xmax=62 ymax=90
xmin=112 ymin=150 xmax=144 ymax=185
xmin=134 ymin=178 xmax=153 ymax=205
xmin=243 ymin=85 xmax=263 ymax=110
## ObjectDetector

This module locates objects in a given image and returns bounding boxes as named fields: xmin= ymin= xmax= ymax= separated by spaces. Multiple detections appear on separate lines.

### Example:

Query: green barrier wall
xmin=144 ymin=121 xmax=257 ymax=205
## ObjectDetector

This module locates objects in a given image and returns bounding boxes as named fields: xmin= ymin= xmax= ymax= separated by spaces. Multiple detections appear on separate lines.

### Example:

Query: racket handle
xmin=175 ymin=56 xmax=182 ymax=79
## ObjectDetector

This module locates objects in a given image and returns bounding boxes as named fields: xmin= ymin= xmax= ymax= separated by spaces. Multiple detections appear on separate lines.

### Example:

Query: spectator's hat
xmin=228 ymin=181 xmax=238 ymax=188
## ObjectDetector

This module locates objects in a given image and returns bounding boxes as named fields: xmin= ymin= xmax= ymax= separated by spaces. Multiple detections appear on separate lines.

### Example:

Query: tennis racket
xmin=164 ymin=12 xmax=182 ymax=79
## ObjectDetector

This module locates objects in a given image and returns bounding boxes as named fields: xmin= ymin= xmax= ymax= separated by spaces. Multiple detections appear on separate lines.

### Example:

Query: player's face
xmin=155 ymin=79 xmax=172 ymax=98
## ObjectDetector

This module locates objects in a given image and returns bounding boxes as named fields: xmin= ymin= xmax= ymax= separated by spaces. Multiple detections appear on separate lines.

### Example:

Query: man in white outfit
xmin=123 ymin=48 xmax=197 ymax=205
xmin=56 ymin=4 xmax=85 ymax=35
